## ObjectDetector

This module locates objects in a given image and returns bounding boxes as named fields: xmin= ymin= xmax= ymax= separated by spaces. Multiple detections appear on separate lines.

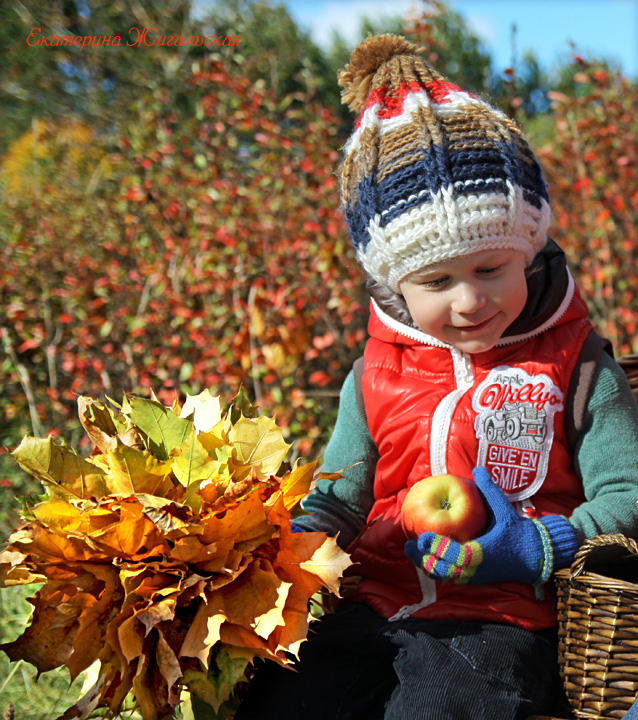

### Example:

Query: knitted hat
xmin=338 ymin=34 xmax=551 ymax=292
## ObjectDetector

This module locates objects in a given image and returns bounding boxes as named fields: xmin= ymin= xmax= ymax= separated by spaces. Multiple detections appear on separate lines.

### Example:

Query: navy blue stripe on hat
xmin=345 ymin=200 xmax=371 ymax=253
xmin=348 ymin=141 xmax=548 ymax=238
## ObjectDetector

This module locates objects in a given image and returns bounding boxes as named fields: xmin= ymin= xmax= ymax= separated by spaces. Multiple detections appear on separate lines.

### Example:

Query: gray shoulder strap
xmin=564 ymin=330 xmax=613 ymax=452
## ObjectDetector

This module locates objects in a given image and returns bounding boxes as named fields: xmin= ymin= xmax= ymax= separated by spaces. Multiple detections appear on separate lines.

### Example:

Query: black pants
xmin=234 ymin=603 xmax=566 ymax=720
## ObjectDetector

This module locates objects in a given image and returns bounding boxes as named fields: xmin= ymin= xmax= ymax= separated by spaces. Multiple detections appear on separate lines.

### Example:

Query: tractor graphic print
xmin=472 ymin=367 xmax=564 ymax=501
xmin=482 ymin=403 xmax=547 ymax=445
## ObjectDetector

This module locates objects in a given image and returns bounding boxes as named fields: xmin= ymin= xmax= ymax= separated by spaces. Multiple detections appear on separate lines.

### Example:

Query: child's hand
xmin=404 ymin=467 xmax=578 ymax=585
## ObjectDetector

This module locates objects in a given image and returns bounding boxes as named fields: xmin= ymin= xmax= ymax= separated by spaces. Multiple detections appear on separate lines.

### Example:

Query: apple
xmin=400 ymin=474 xmax=489 ymax=543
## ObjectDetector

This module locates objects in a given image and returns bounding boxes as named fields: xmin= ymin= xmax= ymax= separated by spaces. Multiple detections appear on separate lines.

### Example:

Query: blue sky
xmin=283 ymin=0 xmax=638 ymax=78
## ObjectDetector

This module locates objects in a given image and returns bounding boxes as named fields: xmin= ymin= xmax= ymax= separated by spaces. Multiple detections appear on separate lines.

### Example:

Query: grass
xmin=0 ymin=562 xmax=229 ymax=720
xmin=0 ymin=460 xmax=81 ymax=716
xmin=0 ymin=586 xmax=196 ymax=720
xmin=0 ymin=584 xmax=86 ymax=720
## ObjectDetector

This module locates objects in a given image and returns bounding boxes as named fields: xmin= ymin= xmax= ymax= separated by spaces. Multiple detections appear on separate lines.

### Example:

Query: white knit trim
xmin=433 ymin=89 xmax=509 ymax=120
xmin=380 ymin=177 xmax=504 ymax=220
xmin=361 ymin=182 xmax=550 ymax=292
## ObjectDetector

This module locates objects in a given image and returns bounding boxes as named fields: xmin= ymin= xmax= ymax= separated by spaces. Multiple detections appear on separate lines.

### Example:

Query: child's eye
xmin=419 ymin=275 xmax=449 ymax=289
xmin=476 ymin=265 xmax=503 ymax=277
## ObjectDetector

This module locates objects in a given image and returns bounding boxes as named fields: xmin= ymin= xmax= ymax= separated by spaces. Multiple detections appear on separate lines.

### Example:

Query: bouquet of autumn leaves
xmin=0 ymin=389 xmax=352 ymax=719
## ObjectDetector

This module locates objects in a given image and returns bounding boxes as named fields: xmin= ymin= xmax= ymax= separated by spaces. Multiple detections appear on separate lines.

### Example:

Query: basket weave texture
xmin=555 ymin=534 xmax=638 ymax=720
xmin=617 ymin=355 xmax=638 ymax=401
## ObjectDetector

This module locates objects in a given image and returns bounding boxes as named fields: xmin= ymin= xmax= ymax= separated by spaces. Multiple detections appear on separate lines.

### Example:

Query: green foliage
xmin=534 ymin=60 xmax=638 ymax=353
xmin=202 ymin=0 xmax=333 ymax=103
xmin=0 ymin=58 xmax=369 ymax=514
xmin=403 ymin=0 xmax=492 ymax=95
xmin=0 ymin=0 xmax=228 ymax=156
xmin=0 ymin=3 xmax=70 ymax=154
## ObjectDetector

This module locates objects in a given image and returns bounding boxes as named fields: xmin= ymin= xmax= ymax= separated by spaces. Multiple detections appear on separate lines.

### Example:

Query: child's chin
xmin=452 ymin=337 xmax=499 ymax=354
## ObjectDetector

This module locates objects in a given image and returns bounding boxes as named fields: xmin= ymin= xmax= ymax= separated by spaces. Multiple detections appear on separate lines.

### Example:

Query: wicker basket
xmin=618 ymin=354 xmax=638 ymax=401
xmin=555 ymin=534 xmax=638 ymax=720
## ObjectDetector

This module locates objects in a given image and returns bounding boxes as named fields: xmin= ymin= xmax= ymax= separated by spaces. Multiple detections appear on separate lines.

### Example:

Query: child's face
xmin=399 ymin=249 xmax=528 ymax=354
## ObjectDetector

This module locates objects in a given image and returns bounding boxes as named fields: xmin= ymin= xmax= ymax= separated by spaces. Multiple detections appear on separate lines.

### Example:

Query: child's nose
xmin=451 ymin=282 xmax=487 ymax=314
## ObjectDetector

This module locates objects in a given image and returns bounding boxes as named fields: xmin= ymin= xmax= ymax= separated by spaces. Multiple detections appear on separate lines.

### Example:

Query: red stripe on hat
xmin=425 ymin=79 xmax=469 ymax=103
xmin=355 ymin=79 xmax=471 ymax=128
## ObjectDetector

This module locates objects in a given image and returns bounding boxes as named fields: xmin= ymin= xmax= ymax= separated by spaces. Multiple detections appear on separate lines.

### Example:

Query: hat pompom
xmin=338 ymin=34 xmax=551 ymax=292
xmin=338 ymin=34 xmax=423 ymax=113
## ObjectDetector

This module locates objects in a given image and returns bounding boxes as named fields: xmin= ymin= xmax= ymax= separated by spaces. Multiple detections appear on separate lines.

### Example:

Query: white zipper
xmin=371 ymin=299 xmax=452 ymax=346
xmin=430 ymin=348 xmax=474 ymax=475
xmin=389 ymin=570 xmax=437 ymax=621
xmin=370 ymin=301 xmax=476 ymax=473
xmin=389 ymin=345 xmax=474 ymax=621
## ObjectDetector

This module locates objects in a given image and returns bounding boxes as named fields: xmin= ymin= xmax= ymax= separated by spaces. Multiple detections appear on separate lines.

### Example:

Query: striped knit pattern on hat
xmin=338 ymin=35 xmax=551 ymax=292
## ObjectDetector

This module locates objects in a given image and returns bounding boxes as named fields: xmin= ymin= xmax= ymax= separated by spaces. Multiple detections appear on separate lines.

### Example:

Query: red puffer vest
xmin=347 ymin=272 xmax=593 ymax=631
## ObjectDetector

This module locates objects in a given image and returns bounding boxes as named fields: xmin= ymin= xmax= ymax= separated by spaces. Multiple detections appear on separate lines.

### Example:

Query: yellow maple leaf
xmin=89 ymin=501 xmax=168 ymax=559
xmin=106 ymin=442 xmax=175 ymax=496
xmin=219 ymin=559 xmax=291 ymax=641
xmin=180 ymin=592 xmax=227 ymax=668
xmin=180 ymin=390 xmax=223 ymax=433
xmin=171 ymin=431 xmax=221 ymax=486
xmin=77 ymin=396 xmax=119 ymax=454
xmin=198 ymin=490 xmax=270 ymax=547
xmin=280 ymin=458 xmax=318 ymax=510
xmin=274 ymin=526 xmax=331 ymax=598
xmin=11 ymin=436 xmax=112 ymax=499
xmin=31 ymin=497 xmax=85 ymax=533
xmin=228 ymin=415 xmax=291 ymax=480
xmin=300 ymin=535 xmax=353 ymax=596
xmin=270 ymin=582 xmax=314 ymax=659
xmin=0 ymin=547 xmax=45 ymax=586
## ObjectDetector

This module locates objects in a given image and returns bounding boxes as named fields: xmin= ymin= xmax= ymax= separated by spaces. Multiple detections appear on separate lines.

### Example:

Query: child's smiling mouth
xmin=453 ymin=315 xmax=498 ymax=332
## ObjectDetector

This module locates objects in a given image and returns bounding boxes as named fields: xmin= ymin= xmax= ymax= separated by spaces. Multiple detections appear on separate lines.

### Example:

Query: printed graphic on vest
xmin=472 ymin=366 xmax=564 ymax=501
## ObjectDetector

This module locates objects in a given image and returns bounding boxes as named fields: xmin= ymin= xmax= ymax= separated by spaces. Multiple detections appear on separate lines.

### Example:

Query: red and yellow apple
xmin=400 ymin=474 xmax=489 ymax=543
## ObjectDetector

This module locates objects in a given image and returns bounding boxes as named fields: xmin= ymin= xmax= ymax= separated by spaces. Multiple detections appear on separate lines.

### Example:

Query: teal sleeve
xmin=569 ymin=351 xmax=638 ymax=544
xmin=294 ymin=370 xmax=377 ymax=549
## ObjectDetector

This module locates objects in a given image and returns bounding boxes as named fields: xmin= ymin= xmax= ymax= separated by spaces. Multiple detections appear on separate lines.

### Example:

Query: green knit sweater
xmin=296 ymin=351 xmax=638 ymax=549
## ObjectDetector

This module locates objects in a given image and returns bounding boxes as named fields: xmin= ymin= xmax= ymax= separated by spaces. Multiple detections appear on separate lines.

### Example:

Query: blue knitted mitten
xmin=405 ymin=467 xmax=578 ymax=585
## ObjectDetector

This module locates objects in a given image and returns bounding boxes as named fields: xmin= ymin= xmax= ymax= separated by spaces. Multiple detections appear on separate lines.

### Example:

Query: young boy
xmin=235 ymin=34 xmax=638 ymax=720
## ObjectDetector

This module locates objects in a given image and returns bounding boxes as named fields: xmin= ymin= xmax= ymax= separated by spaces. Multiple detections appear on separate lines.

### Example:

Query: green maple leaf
xmin=123 ymin=395 xmax=193 ymax=461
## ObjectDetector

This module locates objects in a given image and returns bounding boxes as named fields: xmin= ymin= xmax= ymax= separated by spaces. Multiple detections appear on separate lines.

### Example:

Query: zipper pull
xmin=451 ymin=349 xmax=474 ymax=388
